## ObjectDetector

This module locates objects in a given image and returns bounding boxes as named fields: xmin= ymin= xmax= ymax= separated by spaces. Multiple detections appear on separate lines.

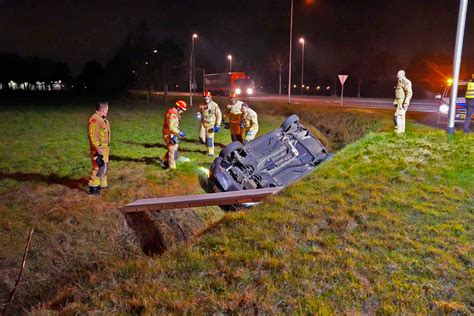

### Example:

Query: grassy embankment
xmin=40 ymin=124 xmax=473 ymax=314
xmin=0 ymin=94 xmax=328 ymax=312
xmin=1 ymin=95 xmax=472 ymax=313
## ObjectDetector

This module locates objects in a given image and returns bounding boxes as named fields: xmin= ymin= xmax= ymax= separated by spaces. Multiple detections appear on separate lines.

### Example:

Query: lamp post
xmin=299 ymin=37 xmax=305 ymax=95
xmin=228 ymin=54 xmax=232 ymax=72
xmin=189 ymin=33 xmax=198 ymax=106
xmin=195 ymin=68 xmax=206 ymax=93
xmin=288 ymin=0 xmax=294 ymax=103
xmin=447 ymin=0 xmax=468 ymax=134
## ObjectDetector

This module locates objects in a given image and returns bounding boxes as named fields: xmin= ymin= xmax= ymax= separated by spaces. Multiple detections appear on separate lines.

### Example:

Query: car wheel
xmin=281 ymin=114 xmax=300 ymax=131
xmin=219 ymin=141 xmax=243 ymax=158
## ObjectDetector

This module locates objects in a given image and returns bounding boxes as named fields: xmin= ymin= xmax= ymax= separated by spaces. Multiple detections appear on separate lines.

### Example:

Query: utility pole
xmin=288 ymin=0 xmax=294 ymax=104
xmin=447 ymin=0 xmax=468 ymax=134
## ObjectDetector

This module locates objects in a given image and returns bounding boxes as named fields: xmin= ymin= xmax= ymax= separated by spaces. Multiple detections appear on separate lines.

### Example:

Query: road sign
xmin=338 ymin=74 xmax=348 ymax=107
xmin=338 ymin=75 xmax=348 ymax=85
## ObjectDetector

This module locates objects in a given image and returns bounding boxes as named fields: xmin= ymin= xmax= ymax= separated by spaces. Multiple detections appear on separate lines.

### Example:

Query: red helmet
xmin=175 ymin=100 xmax=187 ymax=111
xmin=204 ymin=91 xmax=212 ymax=97
xmin=229 ymin=92 xmax=237 ymax=98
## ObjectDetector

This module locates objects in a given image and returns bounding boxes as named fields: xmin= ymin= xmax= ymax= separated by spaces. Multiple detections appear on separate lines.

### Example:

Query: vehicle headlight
xmin=246 ymin=88 xmax=254 ymax=95
xmin=439 ymin=103 xmax=449 ymax=114
xmin=235 ymin=88 xmax=241 ymax=95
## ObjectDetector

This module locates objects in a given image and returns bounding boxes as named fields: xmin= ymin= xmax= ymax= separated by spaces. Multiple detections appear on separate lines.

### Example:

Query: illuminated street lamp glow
xmin=190 ymin=33 xmax=198 ymax=106
xmin=153 ymin=49 xmax=157 ymax=53
xmin=299 ymin=37 xmax=305 ymax=95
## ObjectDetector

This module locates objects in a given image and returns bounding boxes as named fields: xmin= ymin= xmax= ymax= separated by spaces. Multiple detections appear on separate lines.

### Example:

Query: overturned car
xmin=209 ymin=114 xmax=331 ymax=194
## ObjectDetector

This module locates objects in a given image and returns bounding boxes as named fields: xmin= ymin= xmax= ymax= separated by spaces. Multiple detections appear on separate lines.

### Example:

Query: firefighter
xmin=225 ymin=92 xmax=244 ymax=142
xmin=240 ymin=102 xmax=259 ymax=143
xmin=197 ymin=91 xmax=222 ymax=156
xmin=87 ymin=102 xmax=111 ymax=195
xmin=463 ymin=74 xmax=474 ymax=133
xmin=162 ymin=100 xmax=187 ymax=169
xmin=393 ymin=70 xmax=413 ymax=134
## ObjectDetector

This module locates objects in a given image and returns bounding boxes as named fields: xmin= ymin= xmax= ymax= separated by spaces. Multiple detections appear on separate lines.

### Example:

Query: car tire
xmin=219 ymin=141 xmax=243 ymax=158
xmin=281 ymin=114 xmax=300 ymax=131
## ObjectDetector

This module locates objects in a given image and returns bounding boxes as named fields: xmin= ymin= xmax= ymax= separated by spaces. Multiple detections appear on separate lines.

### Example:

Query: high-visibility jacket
xmin=199 ymin=101 xmax=222 ymax=127
xmin=242 ymin=108 xmax=259 ymax=140
xmin=394 ymin=78 xmax=413 ymax=106
xmin=226 ymin=100 xmax=243 ymax=134
xmin=162 ymin=107 xmax=181 ymax=136
xmin=466 ymin=81 xmax=474 ymax=99
xmin=88 ymin=112 xmax=111 ymax=150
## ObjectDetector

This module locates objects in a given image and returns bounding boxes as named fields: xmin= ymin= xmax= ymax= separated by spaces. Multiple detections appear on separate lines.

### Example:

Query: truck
xmin=204 ymin=72 xmax=255 ymax=96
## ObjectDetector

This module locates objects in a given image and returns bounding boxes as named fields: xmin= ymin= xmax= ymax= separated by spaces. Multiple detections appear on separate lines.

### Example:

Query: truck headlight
xmin=235 ymin=88 xmax=241 ymax=95
xmin=246 ymin=88 xmax=254 ymax=95
xmin=439 ymin=103 xmax=449 ymax=114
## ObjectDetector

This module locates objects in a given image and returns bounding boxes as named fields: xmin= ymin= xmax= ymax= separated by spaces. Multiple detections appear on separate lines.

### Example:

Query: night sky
xmin=1 ymin=0 xmax=473 ymax=83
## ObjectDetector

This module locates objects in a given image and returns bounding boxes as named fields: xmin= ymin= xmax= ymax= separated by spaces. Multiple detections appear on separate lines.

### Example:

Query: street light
xmin=195 ymin=67 xmax=206 ymax=93
xmin=447 ymin=0 xmax=468 ymax=134
xmin=153 ymin=49 xmax=158 ymax=53
xmin=288 ymin=0 xmax=294 ymax=103
xmin=227 ymin=54 xmax=232 ymax=72
xmin=189 ymin=33 xmax=198 ymax=106
xmin=299 ymin=37 xmax=305 ymax=95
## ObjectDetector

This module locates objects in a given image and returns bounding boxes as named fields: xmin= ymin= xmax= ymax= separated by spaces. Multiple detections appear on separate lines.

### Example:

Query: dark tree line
xmin=76 ymin=23 xmax=185 ymax=97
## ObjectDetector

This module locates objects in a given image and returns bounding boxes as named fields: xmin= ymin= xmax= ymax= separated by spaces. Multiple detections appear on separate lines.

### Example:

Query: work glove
xmin=95 ymin=154 xmax=105 ymax=168
xmin=246 ymin=131 xmax=252 ymax=137
xmin=170 ymin=135 xmax=178 ymax=144
xmin=195 ymin=112 xmax=202 ymax=121
xmin=178 ymin=131 xmax=186 ymax=138
xmin=213 ymin=125 xmax=221 ymax=132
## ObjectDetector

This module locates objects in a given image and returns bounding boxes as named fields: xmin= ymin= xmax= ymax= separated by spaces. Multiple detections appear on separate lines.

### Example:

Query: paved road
xmin=243 ymin=94 xmax=438 ymax=113
xmin=153 ymin=91 xmax=438 ymax=113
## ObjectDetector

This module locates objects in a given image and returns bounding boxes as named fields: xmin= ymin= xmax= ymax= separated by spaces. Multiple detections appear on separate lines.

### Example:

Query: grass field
xmin=0 ymin=94 xmax=472 ymax=314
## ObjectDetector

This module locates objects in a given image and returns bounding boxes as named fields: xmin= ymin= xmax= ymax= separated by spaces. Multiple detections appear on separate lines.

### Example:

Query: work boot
xmin=88 ymin=186 xmax=100 ymax=195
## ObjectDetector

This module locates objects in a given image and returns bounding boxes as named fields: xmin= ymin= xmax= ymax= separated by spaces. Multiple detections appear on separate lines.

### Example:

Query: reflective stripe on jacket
xmin=242 ymin=108 xmax=259 ymax=138
xmin=394 ymin=78 xmax=413 ymax=106
xmin=162 ymin=107 xmax=181 ymax=136
xmin=199 ymin=101 xmax=222 ymax=126
xmin=88 ymin=112 xmax=111 ymax=150
xmin=466 ymin=81 xmax=474 ymax=99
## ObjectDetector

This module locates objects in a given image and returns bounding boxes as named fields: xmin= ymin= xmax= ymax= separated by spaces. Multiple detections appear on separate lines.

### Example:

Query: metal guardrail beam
xmin=123 ymin=187 xmax=283 ymax=213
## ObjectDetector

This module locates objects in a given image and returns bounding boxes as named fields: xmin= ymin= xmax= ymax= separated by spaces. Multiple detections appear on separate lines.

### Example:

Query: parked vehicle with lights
xmin=204 ymin=72 xmax=255 ymax=96
xmin=436 ymin=80 xmax=474 ymax=124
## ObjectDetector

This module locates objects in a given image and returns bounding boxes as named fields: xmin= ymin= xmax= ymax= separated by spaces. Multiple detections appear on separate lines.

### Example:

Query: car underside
xmin=209 ymin=115 xmax=331 ymax=194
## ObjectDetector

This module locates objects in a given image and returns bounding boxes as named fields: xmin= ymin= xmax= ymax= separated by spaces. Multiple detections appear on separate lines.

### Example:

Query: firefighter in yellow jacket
xmin=393 ymin=70 xmax=413 ymax=134
xmin=87 ymin=102 xmax=111 ymax=195
xmin=241 ymin=102 xmax=259 ymax=143
xmin=162 ymin=100 xmax=187 ymax=169
xmin=224 ymin=92 xmax=244 ymax=143
xmin=197 ymin=91 xmax=222 ymax=156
